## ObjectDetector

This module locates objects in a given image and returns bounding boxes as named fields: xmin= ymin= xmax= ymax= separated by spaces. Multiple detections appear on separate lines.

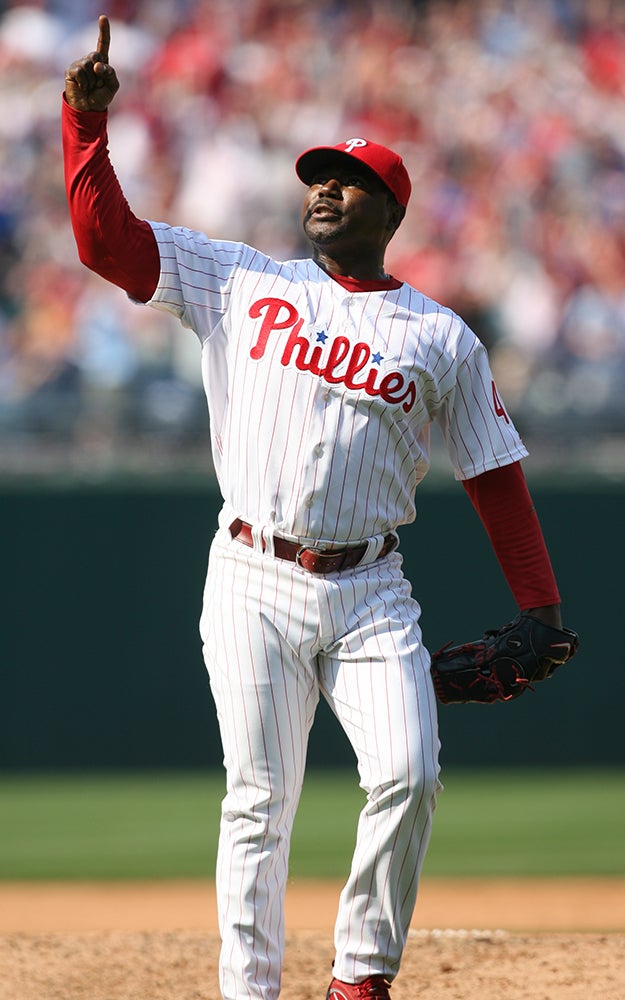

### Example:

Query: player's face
xmin=301 ymin=160 xmax=402 ymax=257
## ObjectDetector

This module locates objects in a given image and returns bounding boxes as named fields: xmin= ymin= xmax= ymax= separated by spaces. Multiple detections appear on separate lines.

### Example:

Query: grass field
xmin=1 ymin=768 xmax=623 ymax=880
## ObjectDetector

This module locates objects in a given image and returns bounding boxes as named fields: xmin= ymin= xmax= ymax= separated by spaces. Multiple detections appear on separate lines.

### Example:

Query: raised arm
xmin=63 ymin=15 xmax=160 ymax=302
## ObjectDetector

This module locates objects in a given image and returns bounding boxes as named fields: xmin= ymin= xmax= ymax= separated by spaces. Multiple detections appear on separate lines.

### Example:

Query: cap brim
xmin=296 ymin=146 xmax=375 ymax=186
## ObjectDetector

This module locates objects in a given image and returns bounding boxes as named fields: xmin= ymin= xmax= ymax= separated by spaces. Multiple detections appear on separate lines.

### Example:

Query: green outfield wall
xmin=0 ymin=474 xmax=620 ymax=769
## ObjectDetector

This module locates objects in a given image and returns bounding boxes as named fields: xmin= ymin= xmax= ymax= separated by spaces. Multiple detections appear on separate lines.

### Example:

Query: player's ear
xmin=386 ymin=200 xmax=405 ymax=235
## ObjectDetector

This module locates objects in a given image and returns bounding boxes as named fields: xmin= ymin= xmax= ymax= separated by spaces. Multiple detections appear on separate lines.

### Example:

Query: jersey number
xmin=492 ymin=381 xmax=510 ymax=424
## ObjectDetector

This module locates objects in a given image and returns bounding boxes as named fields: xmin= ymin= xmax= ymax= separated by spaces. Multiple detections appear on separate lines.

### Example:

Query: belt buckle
xmin=295 ymin=544 xmax=325 ymax=571
xmin=296 ymin=543 xmax=350 ymax=574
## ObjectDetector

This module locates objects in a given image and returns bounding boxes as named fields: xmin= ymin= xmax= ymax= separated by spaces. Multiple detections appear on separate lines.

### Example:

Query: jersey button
xmin=313 ymin=444 xmax=324 ymax=458
xmin=305 ymin=495 xmax=314 ymax=508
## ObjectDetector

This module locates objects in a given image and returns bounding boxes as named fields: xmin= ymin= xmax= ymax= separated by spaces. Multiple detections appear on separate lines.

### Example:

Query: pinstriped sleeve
xmin=145 ymin=223 xmax=257 ymax=343
xmin=437 ymin=334 xmax=528 ymax=479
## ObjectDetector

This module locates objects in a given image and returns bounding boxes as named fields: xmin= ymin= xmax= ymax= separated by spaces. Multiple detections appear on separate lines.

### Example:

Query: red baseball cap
xmin=295 ymin=137 xmax=412 ymax=207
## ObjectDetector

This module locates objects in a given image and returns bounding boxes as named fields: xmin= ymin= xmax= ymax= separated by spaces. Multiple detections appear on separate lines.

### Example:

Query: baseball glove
xmin=430 ymin=612 xmax=579 ymax=705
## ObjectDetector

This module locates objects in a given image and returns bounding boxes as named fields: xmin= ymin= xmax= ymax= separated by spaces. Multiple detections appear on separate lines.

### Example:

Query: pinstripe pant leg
xmin=201 ymin=532 xmax=320 ymax=1000
xmin=317 ymin=555 xmax=441 ymax=984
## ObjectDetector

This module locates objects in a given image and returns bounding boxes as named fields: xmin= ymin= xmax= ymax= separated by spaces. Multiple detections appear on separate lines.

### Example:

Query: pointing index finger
xmin=96 ymin=14 xmax=110 ymax=64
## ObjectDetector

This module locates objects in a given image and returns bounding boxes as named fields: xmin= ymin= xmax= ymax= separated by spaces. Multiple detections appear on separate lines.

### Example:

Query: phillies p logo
xmin=343 ymin=138 xmax=368 ymax=152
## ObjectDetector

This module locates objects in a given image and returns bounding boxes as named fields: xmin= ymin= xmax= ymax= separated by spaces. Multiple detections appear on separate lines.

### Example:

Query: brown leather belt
xmin=229 ymin=519 xmax=397 ymax=574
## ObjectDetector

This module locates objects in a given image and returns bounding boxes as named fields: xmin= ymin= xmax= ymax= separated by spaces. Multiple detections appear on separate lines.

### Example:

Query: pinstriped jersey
xmin=147 ymin=222 xmax=528 ymax=545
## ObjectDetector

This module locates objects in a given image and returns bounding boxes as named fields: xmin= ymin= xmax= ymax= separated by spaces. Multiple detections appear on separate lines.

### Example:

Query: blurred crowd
xmin=2 ymin=0 xmax=625 ymax=475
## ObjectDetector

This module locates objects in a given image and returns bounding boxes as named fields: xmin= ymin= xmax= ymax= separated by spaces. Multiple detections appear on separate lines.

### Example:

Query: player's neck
xmin=311 ymin=247 xmax=390 ymax=283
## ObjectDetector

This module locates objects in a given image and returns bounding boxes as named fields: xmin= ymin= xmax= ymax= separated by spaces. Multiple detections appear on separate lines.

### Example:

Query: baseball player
xmin=63 ymin=17 xmax=573 ymax=1000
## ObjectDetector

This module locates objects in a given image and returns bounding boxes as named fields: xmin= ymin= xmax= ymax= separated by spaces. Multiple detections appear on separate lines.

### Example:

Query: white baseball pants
xmin=201 ymin=525 xmax=441 ymax=1000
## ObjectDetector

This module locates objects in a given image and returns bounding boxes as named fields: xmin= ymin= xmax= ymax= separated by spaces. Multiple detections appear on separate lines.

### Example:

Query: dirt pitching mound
xmin=1 ymin=878 xmax=623 ymax=999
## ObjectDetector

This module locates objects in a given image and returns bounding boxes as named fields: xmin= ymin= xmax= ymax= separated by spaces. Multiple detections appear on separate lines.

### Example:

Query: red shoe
xmin=326 ymin=976 xmax=392 ymax=999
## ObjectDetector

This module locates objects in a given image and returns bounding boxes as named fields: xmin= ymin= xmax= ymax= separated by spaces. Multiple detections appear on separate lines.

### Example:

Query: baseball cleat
xmin=326 ymin=975 xmax=392 ymax=999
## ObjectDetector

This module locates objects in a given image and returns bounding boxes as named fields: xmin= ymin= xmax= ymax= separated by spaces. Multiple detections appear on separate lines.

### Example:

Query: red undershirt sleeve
xmin=462 ymin=461 xmax=561 ymax=611
xmin=61 ymin=95 xmax=160 ymax=303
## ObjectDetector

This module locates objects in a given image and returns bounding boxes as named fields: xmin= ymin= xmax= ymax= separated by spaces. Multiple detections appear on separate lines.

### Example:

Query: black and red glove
xmin=430 ymin=612 xmax=579 ymax=705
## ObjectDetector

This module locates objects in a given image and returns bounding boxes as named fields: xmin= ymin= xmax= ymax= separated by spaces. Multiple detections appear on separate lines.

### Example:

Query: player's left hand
xmin=65 ymin=14 xmax=119 ymax=112
xmin=430 ymin=612 xmax=579 ymax=705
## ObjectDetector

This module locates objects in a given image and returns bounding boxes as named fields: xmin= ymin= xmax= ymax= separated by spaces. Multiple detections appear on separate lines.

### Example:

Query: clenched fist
xmin=65 ymin=14 xmax=119 ymax=112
